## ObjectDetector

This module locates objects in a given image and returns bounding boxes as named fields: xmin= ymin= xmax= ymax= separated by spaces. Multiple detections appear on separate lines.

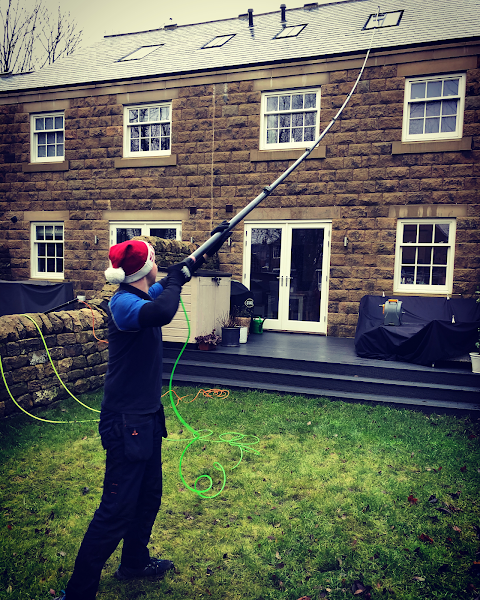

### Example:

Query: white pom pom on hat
xmin=105 ymin=240 xmax=155 ymax=284
xmin=104 ymin=265 xmax=126 ymax=284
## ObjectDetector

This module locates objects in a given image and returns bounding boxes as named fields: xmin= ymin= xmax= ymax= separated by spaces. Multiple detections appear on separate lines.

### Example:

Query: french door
xmin=243 ymin=221 xmax=331 ymax=334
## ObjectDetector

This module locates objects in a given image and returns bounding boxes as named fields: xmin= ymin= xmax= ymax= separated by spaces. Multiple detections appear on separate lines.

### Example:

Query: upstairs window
xmin=31 ymin=113 xmax=64 ymax=163
xmin=31 ymin=222 xmax=64 ymax=279
xmin=275 ymin=24 xmax=306 ymax=39
xmin=202 ymin=34 xmax=235 ymax=48
xmin=124 ymin=103 xmax=171 ymax=157
xmin=363 ymin=10 xmax=403 ymax=29
xmin=260 ymin=88 xmax=320 ymax=150
xmin=119 ymin=45 xmax=163 ymax=61
xmin=394 ymin=219 xmax=456 ymax=295
xmin=402 ymin=74 xmax=466 ymax=142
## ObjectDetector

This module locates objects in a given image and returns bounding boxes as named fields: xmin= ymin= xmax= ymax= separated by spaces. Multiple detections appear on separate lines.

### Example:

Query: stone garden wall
xmin=0 ymin=307 xmax=108 ymax=420
xmin=0 ymin=237 xmax=219 ymax=420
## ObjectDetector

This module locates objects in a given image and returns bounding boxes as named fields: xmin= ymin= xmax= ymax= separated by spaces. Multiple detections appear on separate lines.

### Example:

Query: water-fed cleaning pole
xmin=185 ymin=9 xmax=380 ymax=273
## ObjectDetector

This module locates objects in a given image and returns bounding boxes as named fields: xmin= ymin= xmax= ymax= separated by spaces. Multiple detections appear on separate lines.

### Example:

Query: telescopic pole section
xmin=186 ymin=12 xmax=379 ymax=272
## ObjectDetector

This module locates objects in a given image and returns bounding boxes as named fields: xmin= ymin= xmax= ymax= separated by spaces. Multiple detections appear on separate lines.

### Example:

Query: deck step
xmin=163 ymin=348 xmax=480 ymax=413
xmin=162 ymin=372 xmax=479 ymax=412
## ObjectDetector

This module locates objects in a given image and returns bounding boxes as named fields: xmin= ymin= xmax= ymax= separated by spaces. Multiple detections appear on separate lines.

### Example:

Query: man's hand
xmin=206 ymin=220 xmax=232 ymax=256
xmin=167 ymin=260 xmax=192 ymax=286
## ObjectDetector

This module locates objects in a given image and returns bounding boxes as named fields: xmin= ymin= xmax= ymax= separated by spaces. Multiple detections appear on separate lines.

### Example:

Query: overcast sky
xmin=42 ymin=0 xmax=338 ymax=47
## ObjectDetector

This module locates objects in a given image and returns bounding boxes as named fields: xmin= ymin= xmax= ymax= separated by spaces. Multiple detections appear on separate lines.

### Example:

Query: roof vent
xmin=304 ymin=2 xmax=318 ymax=9
xmin=280 ymin=4 xmax=286 ymax=22
xmin=164 ymin=23 xmax=177 ymax=30
xmin=248 ymin=8 xmax=253 ymax=27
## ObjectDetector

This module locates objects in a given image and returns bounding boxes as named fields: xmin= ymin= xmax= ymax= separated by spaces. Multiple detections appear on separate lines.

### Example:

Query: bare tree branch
xmin=0 ymin=0 xmax=82 ymax=74
xmin=38 ymin=6 xmax=83 ymax=69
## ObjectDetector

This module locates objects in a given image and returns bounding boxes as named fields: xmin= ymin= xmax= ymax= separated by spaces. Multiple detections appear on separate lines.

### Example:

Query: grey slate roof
xmin=1 ymin=0 xmax=479 ymax=94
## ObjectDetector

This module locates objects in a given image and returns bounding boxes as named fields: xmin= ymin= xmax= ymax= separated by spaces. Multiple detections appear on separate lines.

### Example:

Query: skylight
xmin=275 ymin=24 xmax=307 ymax=39
xmin=363 ymin=10 xmax=403 ymax=29
xmin=202 ymin=34 xmax=235 ymax=49
xmin=119 ymin=45 xmax=163 ymax=61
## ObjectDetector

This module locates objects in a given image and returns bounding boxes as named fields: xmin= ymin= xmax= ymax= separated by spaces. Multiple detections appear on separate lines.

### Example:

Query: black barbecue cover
xmin=230 ymin=280 xmax=254 ymax=317
xmin=354 ymin=295 xmax=480 ymax=366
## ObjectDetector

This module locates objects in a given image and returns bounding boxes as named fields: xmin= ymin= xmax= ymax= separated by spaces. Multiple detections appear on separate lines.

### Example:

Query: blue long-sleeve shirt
xmin=101 ymin=277 xmax=181 ymax=415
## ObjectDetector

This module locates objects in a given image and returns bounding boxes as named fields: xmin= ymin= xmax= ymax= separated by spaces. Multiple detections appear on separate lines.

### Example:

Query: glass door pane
xmin=288 ymin=228 xmax=323 ymax=322
xmin=249 ymin=227 xmax=282 ymax=319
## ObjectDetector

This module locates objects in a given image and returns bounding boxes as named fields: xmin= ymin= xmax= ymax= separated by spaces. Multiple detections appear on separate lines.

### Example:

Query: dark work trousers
xmin=65 ymin=407 xmax=167 ymax=600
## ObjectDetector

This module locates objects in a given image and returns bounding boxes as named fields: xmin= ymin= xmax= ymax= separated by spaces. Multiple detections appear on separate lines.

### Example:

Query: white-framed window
xmin=260 ymin=88 xmax=320 ymax=150
xmin=393 ymin=219 xmax=456 ymax=295
xmin=109 ymin=221 xmax=181 ymax=246
xmin=363 ymin=10 xmax=403 ymax=29
xmin=275 ymin=24 xmax=307 ymax=39
xmin=31 ymin=112 xmax=64 ymax=162
xmin=31 ymin=222 xmax=64 ymax=279
xmin=119 ymin=45 xmax=163 ymax=61
xmin=123 ymin=103 xmax=172 ymax=157
xmin=402 ymin=74 xmax=466 ymax=142
xmin=202 ymin=34 xmax=235 ymax=49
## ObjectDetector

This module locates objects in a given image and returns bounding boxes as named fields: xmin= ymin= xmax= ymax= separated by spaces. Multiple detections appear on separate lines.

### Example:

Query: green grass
xmin=1 ymin=387 xmax=480 ymax=600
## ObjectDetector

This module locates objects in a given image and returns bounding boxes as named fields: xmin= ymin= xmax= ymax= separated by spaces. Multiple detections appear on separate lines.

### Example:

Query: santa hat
xmin=105 ymin=240 xmax=155 ymax=284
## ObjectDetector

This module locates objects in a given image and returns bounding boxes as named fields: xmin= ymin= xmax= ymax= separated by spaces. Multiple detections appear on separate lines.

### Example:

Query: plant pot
xmin=198 ymin=342 xmax=216 ymax=351
xmin=221 ymin=326 xmax=240 ymax=347
xmin=470 ymin=352 xmax=480 ymax=373
xmin=239 ymin=326 xmax=248 ymax=343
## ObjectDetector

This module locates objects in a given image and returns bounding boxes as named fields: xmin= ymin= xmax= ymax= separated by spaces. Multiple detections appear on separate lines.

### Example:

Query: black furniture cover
xmin=0 ymin=280 xmax=74 ymax=317
xmin=230 ymin=280 xmax=254 ymax=317
xmin=355 ymin=295 xmax=480 ymax=366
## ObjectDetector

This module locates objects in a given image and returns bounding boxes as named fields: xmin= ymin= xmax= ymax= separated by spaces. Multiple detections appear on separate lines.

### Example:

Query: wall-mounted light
xmin=343 ymin=236 xmax=348 ymax=247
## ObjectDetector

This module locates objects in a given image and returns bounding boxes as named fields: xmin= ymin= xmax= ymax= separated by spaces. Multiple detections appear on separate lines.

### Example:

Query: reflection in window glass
xmin=126 ymin=103 xmax=171 ymax=155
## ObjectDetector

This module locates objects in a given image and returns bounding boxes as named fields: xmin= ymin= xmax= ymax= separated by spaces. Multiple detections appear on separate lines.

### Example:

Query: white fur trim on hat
xmin=105 ymin=266 xmax=126 ymax=284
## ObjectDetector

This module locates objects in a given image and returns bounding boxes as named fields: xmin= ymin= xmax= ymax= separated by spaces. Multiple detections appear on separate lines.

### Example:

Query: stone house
xmin=0 ymin=0 xmax=478 ymax=337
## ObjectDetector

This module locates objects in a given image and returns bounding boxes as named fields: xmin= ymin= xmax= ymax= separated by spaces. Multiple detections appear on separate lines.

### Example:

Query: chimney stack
xmin=248 ymin=8 xmax=253 ymax=27
xmin=280 ymin=4 xmax=286 ymax=22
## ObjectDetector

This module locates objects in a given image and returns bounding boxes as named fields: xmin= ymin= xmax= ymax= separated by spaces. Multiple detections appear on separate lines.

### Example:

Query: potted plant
xmin=220 ymin=313 xmax=240 ymax=347
xmin=470 ymin=296 xmax=480 ymax=373
xmin=195 ymin=330 xmax=221 ymax=351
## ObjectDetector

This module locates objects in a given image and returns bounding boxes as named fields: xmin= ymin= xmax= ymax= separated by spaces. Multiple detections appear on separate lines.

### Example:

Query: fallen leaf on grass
xmin=408 ymin=495 xmax=418 ymax=504
xmin=460 ymin=465 xmax=467 ymax=472
xmin=276 ymin=551 xmax=281 ymax=559
xmin=428 ymin=495 xmax=438 ymax=504
xmin=419 ymin=533 xmax=434 ymax=544
xmin=453 ymin=525 xmax=462 ymax=533
xmin=296 ymin=596 xmax=312 ymax=600
xmin=436 ymin=507 xmax=453 ymax=516
xmin=412 ymin=576 xmax=425 ymax=581
xmin=351 ymin=580 xmax=368 ymax=595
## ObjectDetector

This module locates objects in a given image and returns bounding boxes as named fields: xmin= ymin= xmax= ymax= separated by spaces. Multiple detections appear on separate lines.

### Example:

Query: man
xmin=56 ymin=239 xmax=194 ymax=600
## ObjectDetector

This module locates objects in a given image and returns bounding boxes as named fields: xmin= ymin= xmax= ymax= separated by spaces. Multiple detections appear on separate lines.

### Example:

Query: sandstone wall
xmin=0 ymin=49 xmax=478 ymax=337
xmin=0 ymin=308 xmax=108 ymax=420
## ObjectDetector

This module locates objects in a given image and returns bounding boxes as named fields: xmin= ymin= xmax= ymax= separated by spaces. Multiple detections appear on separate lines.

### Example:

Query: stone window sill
xmin=250 ymin=147 xmax=326 ymax=162
xmin=392 ymin=137 xmax=472 ymax=155
xmin=22 ymin=160 xmax=69 ymax=172
xmin=114 ymin=155 xmax=177 ymax=168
